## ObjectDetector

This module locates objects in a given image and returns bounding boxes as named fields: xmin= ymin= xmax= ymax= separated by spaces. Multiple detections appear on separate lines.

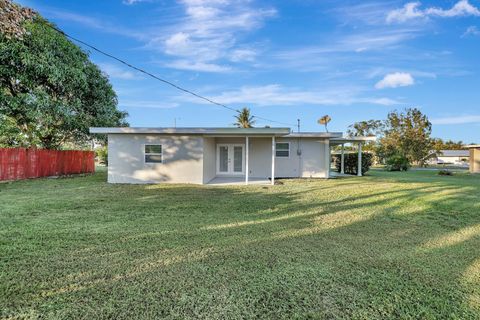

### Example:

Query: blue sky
xmin=16 ymin=0 xmax=480 ymax=142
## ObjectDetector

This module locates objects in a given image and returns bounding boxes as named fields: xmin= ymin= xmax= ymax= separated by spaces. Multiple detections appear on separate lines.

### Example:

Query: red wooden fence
xmin=0 ymin=148 xmax=95 ymax=181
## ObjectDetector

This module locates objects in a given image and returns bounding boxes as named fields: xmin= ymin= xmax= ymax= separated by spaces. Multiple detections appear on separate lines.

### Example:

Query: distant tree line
xmin=347 ymin=108 xmax=467 ymax=169
xmin=431 ymin=138 xmax=465 ymax=151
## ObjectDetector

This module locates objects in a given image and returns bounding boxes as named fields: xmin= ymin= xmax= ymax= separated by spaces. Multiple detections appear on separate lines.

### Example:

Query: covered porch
xmin=203 ymin=135 xmax=281 ymax=185
xmin=203 ymin=131 xmax=345 ymax=185
xmin=329 ymin=136 xmax=376 ymax=177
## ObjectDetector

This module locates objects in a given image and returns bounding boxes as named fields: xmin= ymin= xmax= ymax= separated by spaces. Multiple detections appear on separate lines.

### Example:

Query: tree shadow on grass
xmin=1 ymin=171 xmax=480 ymax=318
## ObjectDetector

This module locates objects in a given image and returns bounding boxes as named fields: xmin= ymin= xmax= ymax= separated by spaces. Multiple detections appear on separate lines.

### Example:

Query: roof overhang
xmin=89 ymin=127 xmax=291 ymax=136
xmin=464 ymin=145 xmax=480 ymax=148
xmin=330 ymin=136 xmax=377 ymax=146
xmin=285 ymin=132 xmax=343 ymax=138
xmin=437 ymin=150 xmax=470 ymax=157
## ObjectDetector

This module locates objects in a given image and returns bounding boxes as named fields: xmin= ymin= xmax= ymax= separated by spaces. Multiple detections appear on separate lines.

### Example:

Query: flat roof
xmin=286 ymin=132 xmax=343 ymax=138
xmin=464 ymin=144 xmax=480 ymax=148
xmin=330 ymin=136 xmax=377 ymax=145
xmin=438 ymin=150 xmax=470 ymax=157
xmin=89 ymin=127 xmax=291 ymax=136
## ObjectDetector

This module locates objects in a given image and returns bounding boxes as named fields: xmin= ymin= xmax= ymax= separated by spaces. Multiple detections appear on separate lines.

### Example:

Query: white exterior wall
xmin=275 ymin=138 xmax=329 ymax=178
xmin=437 ymin=156 xmax=469 ymax=164
xmin=274 ymin=138 xmax=301 ymax=178
xmin=248 ymin=138 xmax=272 ymax=178
xmin=202 ymin=137 xmax=216 ymax=183
xmin=108 ymin=134 xmax=204 ymax=184
xmin=107 ymin=135 xmax=331 ymax=184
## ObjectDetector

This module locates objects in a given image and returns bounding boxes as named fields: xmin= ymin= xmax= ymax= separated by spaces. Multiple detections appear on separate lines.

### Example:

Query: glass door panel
xmin=233 ymin=146 xmax=243 ymax=173
xmin=219 ymin=146 xmax=229 ymax=173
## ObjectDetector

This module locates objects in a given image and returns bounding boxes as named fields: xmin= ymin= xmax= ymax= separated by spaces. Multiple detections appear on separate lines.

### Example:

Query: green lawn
xmin=1 ymin=169 xmax=479 ymax=319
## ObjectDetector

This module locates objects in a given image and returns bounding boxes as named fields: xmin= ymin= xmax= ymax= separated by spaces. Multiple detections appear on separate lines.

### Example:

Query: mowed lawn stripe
xmin=1 ymin=169 xmax=479 ymax=319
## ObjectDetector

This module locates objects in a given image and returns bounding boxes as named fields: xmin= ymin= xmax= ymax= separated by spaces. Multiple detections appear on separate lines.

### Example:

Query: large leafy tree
xmin=234 ymin=107 xmax=255 ymax=128
xmin=347 ymin=120 xmax=384 ymax=137
xmin=347 ymin=120 xmax=384 ymax=153
xmin=0 ymin=0 xmax=128 ymax=149
xmin=377 ymin=108 xmax=433 ymax=165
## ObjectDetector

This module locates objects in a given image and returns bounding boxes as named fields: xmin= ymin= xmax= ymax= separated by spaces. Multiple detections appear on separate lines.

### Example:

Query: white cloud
xmin=98 ymin=63 xmax=140 ymax=80
xmin=230 ymin=49 xmax=257 ymax=62
xmin=43 ymin=8 xmax=144 ymax=39
xmin=426 ymin=0 xmax=480 ymax=17
xmin=122 ymin=0 xmax=157 ymax=4
xmin=166 ymin=60 xmax=231 ymax=73
xmin=463 ymin=26 xmax=480 ymax=37
xmin=367 ymin=68 xmax=436 ymax=80
xmin=368 ymin=97 xmax=400 ymax=106
xmin=334 ymin=2 xmax=397 ymax=26
xmin=148 ymin=0 xmax=275 ymax=71
xmin=164 ymin=32 xmax=193 ymax=56
xmin=375 ymin=72 xmax=415 ymax=89
xmin=431 ymin=115 xmax=480 ymax=125
xmin=272 ymin=29 xmax=418 ymax=72
xmin=387 ymin=0 xmax=480 ymax=23
xmin=339 ymin=30 xmax=417 ymax=51
xmin=185 ymin=3 xmax=221 ymax=20
xmin=387 ymin=2 xmax=425 ymax=23
xmin=178 ymin=84 xmax=401 ymax=107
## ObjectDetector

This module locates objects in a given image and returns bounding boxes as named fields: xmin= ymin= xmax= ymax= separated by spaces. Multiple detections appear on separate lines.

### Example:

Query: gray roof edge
xmin=89 ymin=127 xmax=291 ymax=135
xmin=438 ymin=150 xmax=470 ymax=156
xmin=330 ymin=136 xmax=377 ymax=142
xmin=286 ymin=132 xmax=343 ymax=138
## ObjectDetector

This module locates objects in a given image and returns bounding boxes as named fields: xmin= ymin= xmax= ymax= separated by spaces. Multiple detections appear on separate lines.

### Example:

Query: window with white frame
xmin=275 ymin=142 xmax=290 ymax=157
xmin=144 ymin=144 xmax=162 ymax=163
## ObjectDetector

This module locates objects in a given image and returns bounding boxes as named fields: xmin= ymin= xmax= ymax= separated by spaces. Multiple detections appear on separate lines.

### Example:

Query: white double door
xmin=216 ymin=144 xmax=245 ymax=175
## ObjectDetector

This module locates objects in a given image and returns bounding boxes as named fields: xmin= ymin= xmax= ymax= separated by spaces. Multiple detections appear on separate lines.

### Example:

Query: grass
xmin=1 ymin=169 xmax=479 ymax=319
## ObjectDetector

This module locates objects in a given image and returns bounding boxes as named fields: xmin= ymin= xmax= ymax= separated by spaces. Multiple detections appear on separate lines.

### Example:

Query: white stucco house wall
xmin=427 ymin=150 xmax=470 ymax=166
xmin=89 ymin=127 xmax=371 ymax=185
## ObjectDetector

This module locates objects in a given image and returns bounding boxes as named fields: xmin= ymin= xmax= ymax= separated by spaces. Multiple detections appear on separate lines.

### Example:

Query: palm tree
xmin=318 ymin=115 xmax=331 ymax=132
xmin=234 ymin=107 xmax=255 ymax=128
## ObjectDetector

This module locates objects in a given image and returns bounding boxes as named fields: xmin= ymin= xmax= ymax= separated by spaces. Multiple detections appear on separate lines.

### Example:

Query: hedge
xmin=332 ymin=152 xmax=373 ymax=176
xmin=385 ymin=154 xmax=410 ymax=171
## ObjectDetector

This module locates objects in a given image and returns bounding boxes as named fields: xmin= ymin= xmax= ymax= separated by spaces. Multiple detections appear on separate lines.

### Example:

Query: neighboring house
xmin=427 ymin=150 xmax=470 ymax=166
xmin=465 ymin=145 xmax=480 ymax=173
xmin=89 ymin=127 xmax=372 ymax=185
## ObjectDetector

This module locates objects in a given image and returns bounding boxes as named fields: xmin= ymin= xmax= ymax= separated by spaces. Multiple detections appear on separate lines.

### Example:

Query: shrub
xmin=95 ymin=146 xmax=108 ymax=165
xmin=332 ymin=152 xmax=373 ymax=176
xmin=385 ymin=155 xmax=410 ymax=171
xmin=438 ymin=169 xmax=453 ymax=176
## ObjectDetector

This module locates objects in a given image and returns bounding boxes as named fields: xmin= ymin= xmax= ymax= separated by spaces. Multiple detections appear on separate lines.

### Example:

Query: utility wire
xmin=48 ymin=24 xmax=296 ymax=127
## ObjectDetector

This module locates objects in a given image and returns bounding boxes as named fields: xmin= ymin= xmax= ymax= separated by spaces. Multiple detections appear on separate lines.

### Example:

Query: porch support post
xmin=357 ymin=142 xmax=362 ymax=177
xmin=245 ymin=136 xmax=249 ymax=185
xmin=340 ymin=143 xmax=345 ymax=174
xmin=325 ymin=139 xmax=331 ymax=179
xmin=271 ymin=136 xmax=275 ymax=185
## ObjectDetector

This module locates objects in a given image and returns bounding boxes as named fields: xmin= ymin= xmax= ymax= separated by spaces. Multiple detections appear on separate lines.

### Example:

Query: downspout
xmin=297 ymin=137 xmax=302 ymax=177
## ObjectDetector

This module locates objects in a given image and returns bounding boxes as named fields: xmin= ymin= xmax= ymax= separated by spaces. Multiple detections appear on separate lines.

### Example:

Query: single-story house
xmin=426 ymin=150 xmax=470 ymax=166
xmin=89 ymin=127 xmax=373 ymax=185
xmin=465 ymin=145 xmax=480 ymax=173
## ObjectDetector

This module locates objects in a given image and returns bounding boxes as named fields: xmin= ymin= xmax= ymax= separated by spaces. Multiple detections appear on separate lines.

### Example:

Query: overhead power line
xmin=47 ymin=24 xmax=296 ymax=127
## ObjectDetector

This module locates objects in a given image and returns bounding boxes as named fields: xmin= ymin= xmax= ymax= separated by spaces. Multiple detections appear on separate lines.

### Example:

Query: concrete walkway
xmin=207 ymin=177 xmax=271 ymax=186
